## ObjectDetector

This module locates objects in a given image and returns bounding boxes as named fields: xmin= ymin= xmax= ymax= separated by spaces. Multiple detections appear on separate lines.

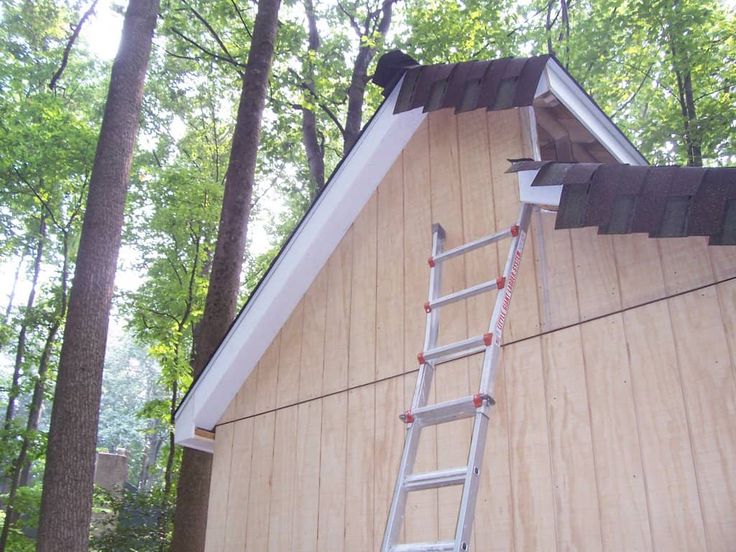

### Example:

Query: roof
xmin=508 ymin=161 xmax=736 ymax=245
xmin=175 ymin=53 xmax=646 ymax=452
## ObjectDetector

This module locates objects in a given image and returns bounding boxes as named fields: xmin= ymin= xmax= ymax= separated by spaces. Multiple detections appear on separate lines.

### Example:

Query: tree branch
xmin=170 ymin=28 xmax=245 ymax=71
xmin=50 ymin=0 xmax=99 ymax=91
xmin=181 ymin=0 xmax=241 ymax=66
xmin=229 ymin=0 xmax=252 ymax=38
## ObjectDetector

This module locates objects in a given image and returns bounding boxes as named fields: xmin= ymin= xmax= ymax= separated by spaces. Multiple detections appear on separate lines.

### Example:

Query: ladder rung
xmin=404 ymin=466 xmax=467 ymax=492
xmin=426 ymin=277 xmax=504 ymax=312
xmin=418 ymin=333 xmax=493 ymax=366
xmin=410 ymin=395 xmax=485 ymax=426
xmin=430 ymin=225 xmax=518 ymax=265
xmin=391 ymin=542 xmax=455 ymax=552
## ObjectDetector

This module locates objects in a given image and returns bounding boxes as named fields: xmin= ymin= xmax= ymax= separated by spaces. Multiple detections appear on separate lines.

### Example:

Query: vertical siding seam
xmin=540 ymin=337 xmax=561 ymax=551
xmin=664 ymin=297 xmax=711 ymax=551
xmin=577 ymin=325 xmax=608 ymax=552
xmin=486 ymin=106 xmax=515 ymax=552
xmin=239 ymin=419 xmax=256 ymax=549
xmin=714 ymin=282 xmax=736 ymax=385
xmin=612 ymin=241 xmax=657 ymax=551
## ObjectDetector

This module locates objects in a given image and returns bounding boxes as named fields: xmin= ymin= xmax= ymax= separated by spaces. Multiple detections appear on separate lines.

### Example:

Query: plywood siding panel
xmin=487 ymin=109 xmax=540 ymax=342
xmin=268 ymin=407 xmax=298 ymax=551
xmin=317 ymin=393 xmax=348 ymax=552
xmin=580 ymin=315 xmax=652 ymax=551
xmin=668 ymin=287 xmax=736 ymax=551
xmin=293 ymin=400 xmax=323 ymax=551
xmin=623 ymin=301 xmax=707 ymax=550
xmin=299 ymin=268 xmax=328 ymax=401
xmin=456 ymin=109 xmax=513 ymax=550
xmin=658 ymin=237 xmax=714 ymax=295
xmin=277 ymin=302 xmax=304 ymax=408
xmin=373 ymin=377 xmax=405 ymax=546
xmin=223 ymin=418 xmax=254 ymax=550
xmin=349 ymin=193 xmax=377 ymax=387
xmin=376 ymin=158 xmax=405 ymax=380
xmin=612 ymin=234 xmax=666 ymax=309
xmin=322 ymin=230 xmax=352 ymax=396
xmin=345 ymin=385 xmax=375 ymax=549
xmin=534 ymin=210 xmax=579 ymax=331
xmin=718 ymin=279 xmax=736 ymax=375
xmin=504 ymin=337 xmax=556 ymax=551
xmin=542 ymin=326 xmax=603 ymax=550
xmin=253 ymin=334 xmax=280 ymax=415
xmin=203 ymin=423 xmax=233 ymax=552
xmin=403 ymin=370 xmax=438 ymax=543
xmin=429 ymin=109 xmax=471 ymax=538
xmin=401 ymin=119 xmax=436 ymax=543
xmin=709 ymin=245 xmax=736 ymax=280
xmin=572 ymin=228 xmax=621 ymax=321
xmin=245 ymin=411 xmax=275 ymax=551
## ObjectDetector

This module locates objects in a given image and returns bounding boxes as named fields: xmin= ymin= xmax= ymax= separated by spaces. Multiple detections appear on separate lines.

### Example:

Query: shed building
xmin=175 ymin=52 xmax=736 ymax=551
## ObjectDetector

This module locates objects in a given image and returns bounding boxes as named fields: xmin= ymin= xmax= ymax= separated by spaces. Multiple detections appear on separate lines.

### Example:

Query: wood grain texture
xmin=293 ymin=400 xmax=322 ymax=551
xmin=345 ymin=385 xmax=375 ymax=549
xmin=299 ymin=268 xmax=328 ymax=401
xmin=317 ymin=393 xmax=348 ymax=552
xmin=542 ymin=326 xmax=603 ymax=550
xmin=276 ymin=301 xmax=304 ymax=408
xmin=268 ymin=407 xmax=298 ymax=551
xmin=244 ymin=411 xmax=275 ymax=551
xmin=668 ymin=286 xmax=736 ymax=551
xmin=429 ymin=109 xmax=472 ymax=539
xmin=572 ymin=227 xmax=621 ymax=321
xmin=255 ymin=334 xmax=281 ymax=414
xmin=373 ymin=377 xmax=405 ymax=545
xmin=223 ymin=418 xmax=253 ymax=549
xmin=322 ymin=229 xmax=352 ymax=395
xmin=376 ymin=157 xmax=405 ymax=380
xmin=623 ymin=301 xmax=707 ymax=550
xmin=503 ymin=337 xmax=556 ymax=551
xmin=203 ymin=424 xmax=233 ymax=552
xmin=349 ymin=193 xmax=378 ymax=387
xmin=580 ymin=315 xmax=652 ymax=551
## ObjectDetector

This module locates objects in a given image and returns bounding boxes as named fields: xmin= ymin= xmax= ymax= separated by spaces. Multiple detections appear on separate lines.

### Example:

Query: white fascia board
xmin=542 ymin=58 xmax=648 ymax=166
xmin=175 ymin=80 xmax=426 ymax=452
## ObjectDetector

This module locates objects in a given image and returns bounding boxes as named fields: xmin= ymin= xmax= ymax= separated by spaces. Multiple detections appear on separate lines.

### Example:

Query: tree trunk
xmin=301 ymin=0 xmax=324 ymax=197
xmin=342 ymin=0 xmax=394 ymax=153
xmin=36 ymin=1 xmax=158 ymax=549
xmin=171 ymin=0 xmax=281 ymax=549
xmin=3 ymin=215 xmax=45 ymax=430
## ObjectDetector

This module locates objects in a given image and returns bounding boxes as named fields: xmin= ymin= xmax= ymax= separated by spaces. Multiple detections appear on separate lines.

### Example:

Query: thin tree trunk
xmin=171 ymin=0 xmax=281 ymax=549
xmin=3 ymin=215 xmax=46 ymax=430
xmin=669 ymin=31 xmax=702 ymax=166
xmin=3 ymin=246 xmax=27 ymax=323
xmin=342 ymin=0 xmax=394 ymax=153
xmin=0 ymin=232 xmax=70 ymax=551
xmin=36 ymin=1 xmax=158 ymax=549
xmin=301 ymin=0 xmax=324 ymax=197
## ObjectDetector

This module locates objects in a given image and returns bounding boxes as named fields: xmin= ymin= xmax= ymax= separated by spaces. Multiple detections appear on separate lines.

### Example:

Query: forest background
xmin=0 ymin=0 xmax=734 ymax=549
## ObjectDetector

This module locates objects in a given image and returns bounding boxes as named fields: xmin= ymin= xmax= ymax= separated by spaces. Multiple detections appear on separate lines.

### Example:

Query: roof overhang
xmin=175 ymin=56 xmax=648 ymax=452
xmin=175 ymin=79 xmax=426 ymax=452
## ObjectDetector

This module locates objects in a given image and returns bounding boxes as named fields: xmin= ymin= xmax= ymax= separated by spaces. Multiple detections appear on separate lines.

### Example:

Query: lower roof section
xmin=508 ymin=160 xmax=736 ymax=245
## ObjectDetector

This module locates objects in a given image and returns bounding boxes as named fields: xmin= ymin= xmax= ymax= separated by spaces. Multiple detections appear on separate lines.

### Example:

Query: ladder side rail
xmin=454 ymin=409 xmax=492 ymax=551
xmin=456 ymin=203 xmax=533 ymax=549
xmin=382 ymin=223 xmax=446 ymax=551
xmin=412 ymin=223 xmax=445 ymax=411
xmin=478 ymin=203 xmax=533 ymax=397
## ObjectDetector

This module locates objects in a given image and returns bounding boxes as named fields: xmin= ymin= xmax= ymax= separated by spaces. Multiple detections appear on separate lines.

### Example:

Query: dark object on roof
xmin=507 ymin=161 xmax=736 ymax=245
xmin=377 ymin=55 xmax=550 ymax=114
xmin=373 ymin=50 xmax=419 ymax=95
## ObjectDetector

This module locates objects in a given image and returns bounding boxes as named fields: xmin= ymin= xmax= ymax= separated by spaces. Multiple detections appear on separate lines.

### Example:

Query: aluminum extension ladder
xmin=381 ymin=202 xmax=533 ymax=552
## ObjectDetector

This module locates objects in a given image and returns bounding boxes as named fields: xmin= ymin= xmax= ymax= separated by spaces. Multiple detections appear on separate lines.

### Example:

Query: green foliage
xmin=90 ymin=486 xmax=175 ymax=551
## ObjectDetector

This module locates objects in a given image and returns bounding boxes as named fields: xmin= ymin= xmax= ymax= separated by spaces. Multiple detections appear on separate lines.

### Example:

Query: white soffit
xmin=175 ymin=79 xmax=426 ymax=452
xmin=538 ymin=59 xmax=648 ymax=166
